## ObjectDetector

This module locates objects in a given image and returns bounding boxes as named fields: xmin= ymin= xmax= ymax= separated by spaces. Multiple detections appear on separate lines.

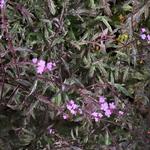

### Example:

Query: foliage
xmin=0 ymin=0 xmax=150 ymax=149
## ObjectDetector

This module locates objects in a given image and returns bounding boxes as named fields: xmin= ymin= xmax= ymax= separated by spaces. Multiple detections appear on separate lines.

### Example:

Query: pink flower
xmin=104 ymin=109 xmax=112 ymax=117
xmin=99 ymin=96 xmax=106 ymax=104
xmin=37 ymin=66 xmax=45 ymax=74
xmin=147 ymin=35 xmax=150 ymax=41
xmin=37 ymin=60 xmax=46 ymax=67
xmin=36 ymin=60 xmax=46 ymax=74
xmin=0 ymin=0 xmax=5 ymax=8
xmin=141 ymin=28 xmax=146 ymax=33
xmin=100 ymin=102 xmax=109 ymax=111
xmin=119 ymin=111 xmax=124 ymax=115
xmin=97 ymin=112 xmax=103 ymax=118
xmin=32 ymin=58 xmax=38 ymax=64
xmin=63 ymin=114 xmax=68 ymax=119
xmin=140 ymin=34 xmax=146 ymax=40
xmin=91 ymin=112 xmax=98 ymax=117
xmin=78 ymin=109 xmax=83 ymax=114
xmin=91 ymin=112 xmax=103 ymax=122
xmin=46 ymin=62 xmax=53 ymax=71
xmin=109 ymin=102 xmax=116 ymax=110
xmin=66 ymin=100 xmax=80 ymax=115
xmin=70 ymin=109 xmax=77 ymax=115
xmin=94 ymin=117 xmax=99 ymax=122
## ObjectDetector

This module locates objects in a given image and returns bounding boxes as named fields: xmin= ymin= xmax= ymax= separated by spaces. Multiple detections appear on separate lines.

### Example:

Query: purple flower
xmin=37 ymin=60 xmax=46 ymax=67
xmin=37 ymin=66 xmax=45 ymax=74
xmin=0 ymin=0 xmax=5 ymax=8
xmin=141 ymin=28 xmax=146 ymax=33
xmin=36 ymin=60 xmax=46 ymax=74
xmin=70 ymin=109 xmax=77 ymax=115
xmin=104 ymin=109 xmax=112 ymax=117
xmin=109 ymin=102 xmax=116 ymax=110
xmin=32 ymin=58 xmax=38 ymax=64
xmin=100 ymin=102 xmax=109 ymax=111
xmin=66 ymin=100 xmax=80 ymax=115
xmin=78 ymin=108 xmax=83 ymax=114
xmin=147 ymin=35 xmax=150 ymax=41
xmin=119 ymin=111 xmax=124 ymax=115
xmin=91 ymin=112 xmax=103 ymax=122
xmin=46 ymin=62 xmax=53 ymax=71
xmin=99 ymin=96 xmax=106 ymax=104
xmin=140 ymin=34 xmax=146 ymax=40
xmin=94 ymin=117 xmax=99 ymax=122
xmin=63 ymin=114 xmax=68 ymax=119
xmin=91 ymin=112 xmax=98 ymax=117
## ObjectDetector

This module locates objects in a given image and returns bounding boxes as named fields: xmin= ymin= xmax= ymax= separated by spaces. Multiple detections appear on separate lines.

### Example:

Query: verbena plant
xmin=0 ymin=0 xmax=150 ymax=149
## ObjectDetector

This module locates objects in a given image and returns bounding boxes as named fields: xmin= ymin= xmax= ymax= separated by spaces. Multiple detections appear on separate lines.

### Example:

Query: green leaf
xmin=28 ymin=80 xmax=38 ymax=96
xmin=95 ymin=16 xmax=112 ymax=32
xmin=122 ymin=4 xmax=132 ymax=12
xmin=105 ymin=131 xmax=111 ymax=145
xmin=89 ymin=0 xmax=95 ymax=9
xmin=89 ymin=65 xmax=95 ymax=78
xmin=114 ymin=83 xmax=131 ymax=97
xmin=48 ymin=0 xmax=56 ymax=15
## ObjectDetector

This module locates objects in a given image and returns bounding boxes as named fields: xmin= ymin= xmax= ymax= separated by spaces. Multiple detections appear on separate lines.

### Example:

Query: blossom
xmin=141 ymin=28 xmax=146 ymax=33
xmin=63 ymin=114 xmax=68 ymax=119
xmin=66 ymin=100 xmax=80 ymax=115
xmin=104 ymin=109 xmax=112 ymax=117
xmin=32 ymin=58 xmax=56 ymax=74
xmin=91 ymin=112 xmax=103 ymax=122
xmin=46 ymin=62 xmax=53 ymax=71
xmin=109 ymin=102 xmax=116 ymax=110
xmin=119 ymin=111 xmax=124 ymax=115
xmin=100 ymin=102 xmax=109 ymax=111
xmin=32 ymin=58 xmax=38 ymax=64
xmin=147 ymin=34 xmax=150 ymax=41
xmin=140 ymin=34 xmax=146 ymax=40
xmin=36 ymin=60 xmax=46 ymax=74
xmin=99 ymin=96 xmax=106 ymax=104
xmin=0 ymin=0 xmax=5 ymax=8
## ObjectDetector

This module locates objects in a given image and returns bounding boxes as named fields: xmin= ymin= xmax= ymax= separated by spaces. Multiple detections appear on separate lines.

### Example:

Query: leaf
xmin=110 ymin=71 xmax=114 ymax=84
xmin=47 ymin=0 xmax=56 ymax=15
xmin=122 ymin=4 xmax=132 ymax=12
xmin=105 ymin=130 xmax=111 ymax=145
xmin=123 ymin=67 xmax=129 ymax=82
xmin=89 ymin=65 xmax=95 ymax=78
xmin=89 ymin=0 xmax=95 ymax=9
xmin=25 ymin=100 xmax=39 ymax=118
xmin=95 ymin=16 xmax=112 ymax=32
xmin=28 ymin=80 xmax=38 ymax=96
xmin=114 ymin=84 xmax=131 ymax=97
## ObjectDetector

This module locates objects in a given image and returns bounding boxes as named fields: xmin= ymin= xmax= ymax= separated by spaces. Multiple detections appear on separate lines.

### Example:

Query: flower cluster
xmin=0 ymin=0 xmax=5 ymax=8
xmin=63 ymin=97 xmax=124 ymax=122
xmin=91 ymin=96 xmax=117 ymax=122
xmin=140 ymin=28 xmax=150 ymax=42
xmin=99 ymin=96 xmax=116 ymax=117
xmin=66 ymin=100 xmax=82 ymax=115
xmin=32 ymin=58 xmax=56 ymax=74
xmin=91 ymin=112 xmax=103 ymax=122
